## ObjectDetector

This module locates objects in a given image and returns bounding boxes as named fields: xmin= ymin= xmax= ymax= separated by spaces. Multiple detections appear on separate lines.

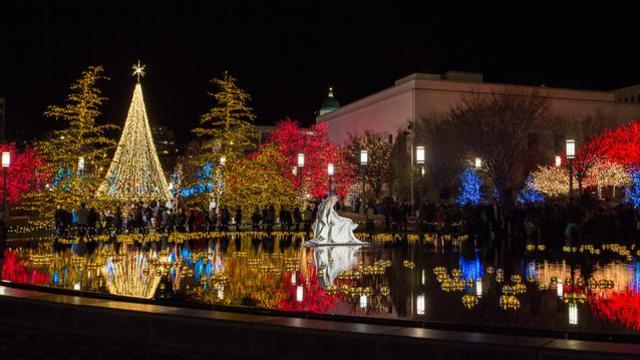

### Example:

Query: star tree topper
xmin=132 ymin=61 xmax=146 ymax=82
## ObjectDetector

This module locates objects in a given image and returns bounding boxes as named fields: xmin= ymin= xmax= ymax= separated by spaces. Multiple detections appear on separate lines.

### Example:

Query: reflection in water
xmin=314 ymin=245 xmax=361 ymax=286
xmin=1 ymin=235 xmax=640 ymax=340
xmin=102 ymin=250 xmax=162 ymax=299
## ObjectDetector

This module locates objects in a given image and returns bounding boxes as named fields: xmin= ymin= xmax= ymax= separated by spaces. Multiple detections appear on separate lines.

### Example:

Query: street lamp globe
xmin=297 ymin=153 xmax=305 ymax=167
xmin=474 ymin=157 xmax=482 ymax=170
xmin=327 ymin=163 xmax=334 ymax=176
xmin=360 ymin=150 xmax=368 ymax=166
xmin=565 ymin=139 xmax=576 ymax=160
xmin=555 ymin=155 xmax=562 ymax=168
xmin=78 ymin=156 xmax=85 ymax=172
xmin=416 ymin=146 xmax=425 ymax=165
xmin=219 ymin=156 xmax=226 ymax=166
xmin=1 ymin=151 xmax=10 ymax=168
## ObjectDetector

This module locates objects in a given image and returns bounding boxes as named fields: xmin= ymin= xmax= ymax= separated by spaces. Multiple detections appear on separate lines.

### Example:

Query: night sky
xmin=2 ymin=2 xmax=639 ymax=145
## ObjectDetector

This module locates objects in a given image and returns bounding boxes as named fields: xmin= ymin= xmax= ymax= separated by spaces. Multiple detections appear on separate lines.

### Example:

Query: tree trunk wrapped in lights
xmin=96 ymin=63 xmax=171 ymax=203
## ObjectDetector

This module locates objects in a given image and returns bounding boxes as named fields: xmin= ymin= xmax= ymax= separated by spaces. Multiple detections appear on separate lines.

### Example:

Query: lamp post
xmin=327 ymin=163 xmax=334 ymax=196
xmin=474 ymin=157 xmax=482 ymax=170
xmin=219 ymin=156 xmax=226 ymax=167
xmin=415 ymin=146 xmax=425 ymax=212
xmin=360 ymin=149 xmax=368 ymax=215
xmin=555 ymin=155 xmax=562 ymax=168
xmin=295 ymin=152 xmax=306 ymax=198
xmin=566 ymin=139 xmax=575 ymax=196
xmin=1 ymin=151 xmax=9 ymax=213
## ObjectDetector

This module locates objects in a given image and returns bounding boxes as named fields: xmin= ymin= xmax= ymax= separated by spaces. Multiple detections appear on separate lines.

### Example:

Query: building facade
xmin=316 ymin=72 xmax=640 ymax=156
xmin=151 ymin=125 xmax=179 ymax=171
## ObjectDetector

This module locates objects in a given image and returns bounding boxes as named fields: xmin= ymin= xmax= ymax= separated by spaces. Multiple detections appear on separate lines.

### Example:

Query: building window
xmin=527 ymin=133 xmax=539 ymax=151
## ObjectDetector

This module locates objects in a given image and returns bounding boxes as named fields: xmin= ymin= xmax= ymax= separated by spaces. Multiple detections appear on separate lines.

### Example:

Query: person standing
xmin=234 ymin=207 xmax=242 ymax=231
xmin=220 ymin=206 xmax=230 ymax=231
xmin=293 ymin=207 xmax=302 ymax=232
xmin=366 ymin=203 xmax=375 ymax=232
xmin=251 ymin=207 xmax=262 ymax=231
xmin=76 ymin=203 xmax=89 ymax=240
xmin=54 ymin=205 xmax=65 ymax=237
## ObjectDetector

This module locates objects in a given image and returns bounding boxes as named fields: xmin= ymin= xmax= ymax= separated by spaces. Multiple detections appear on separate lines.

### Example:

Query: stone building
xmin=316 ymin=72 xmax=640 ymax=160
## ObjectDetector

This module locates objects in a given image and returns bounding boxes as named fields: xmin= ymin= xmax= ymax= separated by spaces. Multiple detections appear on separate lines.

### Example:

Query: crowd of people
xmin=51 ymin=194 xmax=640 ymax=250
xmin=52 ymin=201 xmax=319 ymax=239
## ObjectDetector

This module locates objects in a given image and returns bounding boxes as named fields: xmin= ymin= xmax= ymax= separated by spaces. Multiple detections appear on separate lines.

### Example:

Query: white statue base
xmin=306 ymin=196 xmax=365 ymax=247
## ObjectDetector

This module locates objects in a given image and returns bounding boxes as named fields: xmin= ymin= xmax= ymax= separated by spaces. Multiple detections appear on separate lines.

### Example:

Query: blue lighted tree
xmin=517 ymin=176 xmax=544 ymax=205
xmin=457 ymin=168 xmax=483 ymax=205
xmin=625 ymin=169 xmax=640 ymax=208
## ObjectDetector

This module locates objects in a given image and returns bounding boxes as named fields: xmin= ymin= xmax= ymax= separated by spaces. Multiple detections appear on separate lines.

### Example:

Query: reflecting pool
xmin=2 ymin=232 xmax=639 ymax=341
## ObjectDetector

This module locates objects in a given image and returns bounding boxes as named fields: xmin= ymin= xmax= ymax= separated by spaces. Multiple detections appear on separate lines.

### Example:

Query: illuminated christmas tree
xmin=192 ymin=71 xmax=257 ymax=166
xmin=20 ymin=66 xmax=117 ymax=219
xmin=456 ymin=168 xmax=483 ymax=205
xmin=96 ymin=62 xmax=171 ymax=203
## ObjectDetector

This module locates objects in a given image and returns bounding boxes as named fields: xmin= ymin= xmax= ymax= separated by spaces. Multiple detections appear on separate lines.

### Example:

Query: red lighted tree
xmin=600 ymin=121 xmax=640 ymax=166
xmin=572 ymin=128 xmax=615 ymax=192
xmin=0 ymin=144 xmax=47 ymax=204
xmin=267 ymin=118 xmax=354 ymax=198
xmin=570 ymin=120 xmax=640 ymax=192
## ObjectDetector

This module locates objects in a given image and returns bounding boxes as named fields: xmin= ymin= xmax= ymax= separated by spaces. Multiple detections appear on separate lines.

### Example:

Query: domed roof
xmin=319 ymin=87 xmax=340 ymax=116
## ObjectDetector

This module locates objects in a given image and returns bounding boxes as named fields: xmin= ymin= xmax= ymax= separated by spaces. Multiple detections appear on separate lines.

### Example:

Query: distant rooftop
xmin=395 ymin=71 xmax=484 ymax=85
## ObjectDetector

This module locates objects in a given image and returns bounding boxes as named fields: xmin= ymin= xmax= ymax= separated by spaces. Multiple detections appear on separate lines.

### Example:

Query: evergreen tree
xmin=192 ymin=71 xmax=257 ymax=166
xmin=21 ymin=66 xmax=117 ymax=219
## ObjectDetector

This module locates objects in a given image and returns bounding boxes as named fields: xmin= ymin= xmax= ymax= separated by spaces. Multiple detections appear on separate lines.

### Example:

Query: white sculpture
xmin=308 ymin=196 xmax=364 ymax=246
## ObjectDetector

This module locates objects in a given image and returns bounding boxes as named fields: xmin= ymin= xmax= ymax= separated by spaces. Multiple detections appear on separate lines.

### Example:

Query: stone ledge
xmin=0 ymin=285 xmax=638 ymax=360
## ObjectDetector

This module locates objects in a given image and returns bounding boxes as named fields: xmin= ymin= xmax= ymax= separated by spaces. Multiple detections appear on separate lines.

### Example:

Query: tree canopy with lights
xmin=192 ymin=71 xmax=257 ymax=166
xmin=220 ymin=144 xmax=298 ymax=214
xmin=0 ymin=144 xmax=46 ymax=204
xmin=267 ymin=119 xmax=354 ymax=198
xmin=20 ymin=66 xmax=117 ymax=218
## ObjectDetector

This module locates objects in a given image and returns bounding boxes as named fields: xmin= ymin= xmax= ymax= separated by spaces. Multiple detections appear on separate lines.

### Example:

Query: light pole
xmin=555 ymin=155 xmax=562 ymax=168
xmin=1 ymin=151 xmax=9 ymax=213
xmin=0 ymin=151 xmax=7 ymax=256
xmin=214 ymin=155 xmax=226 ymax=210
xmin=327 ymin=163 xmax=334 ymax=196
xmin=474 ymin=157 xmax=482 ymax=170
xmin=360 ymin=149 xmax=368 ymax=215
xmin=415 ymin=146 xmax=425 ymax=212
xmin=566 ymin=139 xmax=575 ymax=196
xmin=296 ymin=152 xmax=306 ymax=198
